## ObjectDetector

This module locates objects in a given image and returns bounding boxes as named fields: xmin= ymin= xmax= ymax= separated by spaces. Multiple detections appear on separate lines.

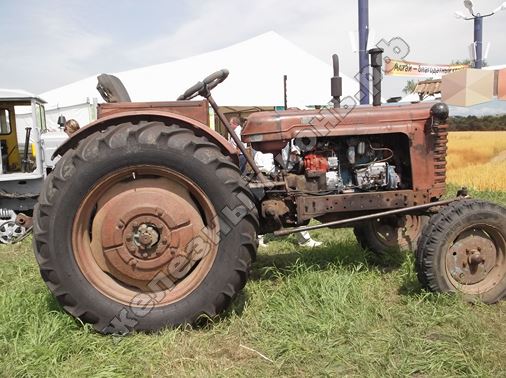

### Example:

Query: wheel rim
xmin=0 ymin=221 xmax=26 ymax=244
xmin=446 ymin=225 xmax=506 ymax=294
xmin=371 ymin=215 xmax=423 ymax=248
xmin=72 ymin=165 xmax=219 ymax=307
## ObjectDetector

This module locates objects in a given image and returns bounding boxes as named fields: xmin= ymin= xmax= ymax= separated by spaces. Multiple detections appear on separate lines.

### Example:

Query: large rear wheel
xmin=33 ymin=121 xmax=258 ymax=333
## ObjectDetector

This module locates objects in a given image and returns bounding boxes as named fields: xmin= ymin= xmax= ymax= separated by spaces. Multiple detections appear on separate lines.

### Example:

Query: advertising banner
xmin=385 ymin=60 xmax=469 ymax=78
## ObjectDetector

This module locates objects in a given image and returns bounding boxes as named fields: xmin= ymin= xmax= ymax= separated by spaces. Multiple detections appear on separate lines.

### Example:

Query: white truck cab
xmin=0 ymin=89 xmax=67 ymax=242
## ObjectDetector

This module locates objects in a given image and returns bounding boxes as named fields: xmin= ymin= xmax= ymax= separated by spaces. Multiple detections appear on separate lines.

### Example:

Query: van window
xmin=0 ymin=109 xmax=11 ymax=134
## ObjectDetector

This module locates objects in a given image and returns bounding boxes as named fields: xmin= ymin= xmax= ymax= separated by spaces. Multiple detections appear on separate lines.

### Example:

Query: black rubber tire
xmin=33 ymin=121 xmax=258 ymax=333
xmin=354 ymin=215 xmax=428 ymax=255
xmin=416 ymin=199 xmax=506 ymax=303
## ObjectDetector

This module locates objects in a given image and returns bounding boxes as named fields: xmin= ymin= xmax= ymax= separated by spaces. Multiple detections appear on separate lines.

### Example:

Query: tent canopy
xmin=442 ymin=69 xmax=495 ymax=107
xmin=40 ymin=32 xmax=358 ymax=110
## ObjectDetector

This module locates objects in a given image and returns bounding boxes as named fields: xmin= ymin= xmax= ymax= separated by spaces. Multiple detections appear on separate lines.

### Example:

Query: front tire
xmin=354 ymin=215 xmax=428 ymax=255
xmin=33 ymin=121 xmax=258 ymax=333
xmin=416 ymin=200 xmax=506 ymax=303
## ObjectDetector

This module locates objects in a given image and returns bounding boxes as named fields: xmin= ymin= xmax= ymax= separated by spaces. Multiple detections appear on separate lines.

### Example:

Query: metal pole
xmin=358 ymin=0 xmax=370 ymax=105
xmin=283 ymin=75 xmax=288 ymax=110
xmin=474 ymin=16 xmax=483 ymax=68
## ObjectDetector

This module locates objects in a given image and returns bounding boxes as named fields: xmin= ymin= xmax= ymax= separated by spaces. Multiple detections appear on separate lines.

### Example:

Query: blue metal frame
xmin=358 ymin=0 xmax=369 ymax=105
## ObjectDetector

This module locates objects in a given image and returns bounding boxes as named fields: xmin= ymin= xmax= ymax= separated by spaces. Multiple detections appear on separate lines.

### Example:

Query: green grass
xmin=0 ymin=187 xmax=505 ymax=377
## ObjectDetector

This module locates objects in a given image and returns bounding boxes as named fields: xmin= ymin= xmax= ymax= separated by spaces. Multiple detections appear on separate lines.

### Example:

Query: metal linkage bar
xmin=274 ymin=198 xmax=458 ymax=236
xmin=206 ymin=94 xmax=269 ymax=184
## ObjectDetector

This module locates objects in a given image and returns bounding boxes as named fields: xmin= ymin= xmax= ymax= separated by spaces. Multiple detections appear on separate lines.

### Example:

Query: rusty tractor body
xmin=241 ymin=102 xmax=446 ymax=230
xmin=34 ymin=55 xmax=506 ymax=334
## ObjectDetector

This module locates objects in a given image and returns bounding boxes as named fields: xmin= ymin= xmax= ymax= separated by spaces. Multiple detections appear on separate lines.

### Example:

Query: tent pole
xmin=358 ymin=0 xmax=370 ymax=105
xmin=283 ymin=75 xmax=288 ymax=110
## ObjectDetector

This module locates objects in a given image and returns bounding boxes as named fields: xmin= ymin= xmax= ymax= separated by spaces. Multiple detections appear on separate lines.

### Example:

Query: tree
xmin=402 ymin=79 xmax=417 ymax=94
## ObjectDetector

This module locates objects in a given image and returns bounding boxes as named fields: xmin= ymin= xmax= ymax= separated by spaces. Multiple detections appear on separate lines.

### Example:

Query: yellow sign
xmin=385 ymin=59 xmax=468 ymax=78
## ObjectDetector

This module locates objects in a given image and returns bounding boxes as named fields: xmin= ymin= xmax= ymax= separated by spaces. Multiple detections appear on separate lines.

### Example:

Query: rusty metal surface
xmin=97 ymin=187 xmax=200 ymax=286
xmin=295 ymin=190 xmax=429 ymax=222
xmin=446 ymin=226 xmax=506 ymax=292
xmin=72 ymin=166 xmax=219 ymax=307
xmin=261 ymin=199 xmax=290 ymax=218
xmin=242 ymin=102 xmax=435 ymax=145
xmin=274 ymin=198 xmax=457 ymax=237
xmin=97 ymin=100 xmax=209 ymax=125
xmin=370 ymin=214 xmax=424 ymax=248
xmin=53 ymin=106 xmax=237 ymax=161
xmin=432 ymin=124 xmax=448 ymax=193
xmin=243 ymin=101 xmax=447 ymax=201
xmin=15 ymin=213 xmax=33 ymax=228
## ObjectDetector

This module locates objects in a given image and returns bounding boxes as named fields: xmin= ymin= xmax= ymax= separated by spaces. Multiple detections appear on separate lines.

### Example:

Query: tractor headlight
xmin=430 ymin=103 xmax=449 ymax=123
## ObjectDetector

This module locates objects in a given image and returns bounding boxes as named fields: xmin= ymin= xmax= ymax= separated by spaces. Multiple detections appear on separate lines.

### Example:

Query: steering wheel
xmin=177 ymin=69 xmax=229 ymax=101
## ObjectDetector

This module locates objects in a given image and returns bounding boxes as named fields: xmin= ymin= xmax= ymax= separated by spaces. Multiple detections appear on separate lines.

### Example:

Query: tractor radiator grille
xmin=433 ymin=124 xmax=448 ymax=191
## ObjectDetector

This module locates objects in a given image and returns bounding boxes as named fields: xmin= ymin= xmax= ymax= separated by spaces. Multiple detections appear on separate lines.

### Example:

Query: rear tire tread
xmin=33 ymin=121 xmax=258 ymax=333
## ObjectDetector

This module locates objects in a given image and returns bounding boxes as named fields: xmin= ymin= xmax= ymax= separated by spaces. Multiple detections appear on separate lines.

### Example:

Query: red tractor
xmin=33 ymin=53 xmax=506 ymax=334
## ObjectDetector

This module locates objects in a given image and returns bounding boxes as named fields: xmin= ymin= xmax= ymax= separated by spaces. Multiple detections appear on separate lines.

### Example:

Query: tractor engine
xmin=284 ymin=136 xmax=403 ymax=194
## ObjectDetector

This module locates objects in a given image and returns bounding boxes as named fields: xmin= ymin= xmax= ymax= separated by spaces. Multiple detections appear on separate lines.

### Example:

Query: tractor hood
xmin=242 ymin=102 xmax=438 ymax=153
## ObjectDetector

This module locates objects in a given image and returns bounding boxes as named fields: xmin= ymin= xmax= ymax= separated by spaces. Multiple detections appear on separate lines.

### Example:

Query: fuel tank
xmin=241 ymin=102 xmax=435 ymax=154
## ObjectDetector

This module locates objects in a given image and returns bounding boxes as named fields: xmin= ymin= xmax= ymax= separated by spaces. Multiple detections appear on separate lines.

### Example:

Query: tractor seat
xmin=96 ymin=74 xmax=132 ymax=103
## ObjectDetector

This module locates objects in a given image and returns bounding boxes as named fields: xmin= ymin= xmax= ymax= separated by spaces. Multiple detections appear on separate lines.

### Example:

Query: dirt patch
xmin=490 ymin=150 xmax=506 ymax=163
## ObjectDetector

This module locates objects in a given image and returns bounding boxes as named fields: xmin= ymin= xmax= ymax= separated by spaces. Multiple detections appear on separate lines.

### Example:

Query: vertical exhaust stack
xmin=331 ymin=54 xmax=342 ymax=108
xmin=368 ymin=47 xmax=384 ymax=106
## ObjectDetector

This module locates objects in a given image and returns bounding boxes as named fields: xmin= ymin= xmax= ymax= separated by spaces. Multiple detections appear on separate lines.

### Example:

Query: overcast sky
xmin=2 ymin=0 xmax=506 ymax=101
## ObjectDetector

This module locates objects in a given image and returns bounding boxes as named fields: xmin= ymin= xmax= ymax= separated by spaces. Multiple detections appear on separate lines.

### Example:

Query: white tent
xmin=39 ymin=31 xmax=358 ymax=128
xmin=400 ymin=93 xmax=440 ymax=103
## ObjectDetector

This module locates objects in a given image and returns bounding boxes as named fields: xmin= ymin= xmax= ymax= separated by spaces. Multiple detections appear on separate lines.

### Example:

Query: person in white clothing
xmin=253 ymin=151 xmax=275 ymax=175
xmin=254 ymin=149 xmax=322 ymax=248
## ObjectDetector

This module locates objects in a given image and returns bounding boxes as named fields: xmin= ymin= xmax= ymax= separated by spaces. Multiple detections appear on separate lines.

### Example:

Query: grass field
xmin=447 ymin=131 xmax=506 ymax=191
xmin=0 ymin=131 xmax=505 ymax=376
xmin=0 ymin=185 xmax=505 ymax=377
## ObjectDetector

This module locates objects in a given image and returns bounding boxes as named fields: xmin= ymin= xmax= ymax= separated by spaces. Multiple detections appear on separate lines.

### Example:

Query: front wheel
xmin=416 ymin=200 xmax=506 ymax=303
xmin=354 ymin=215 xmax=428 ymax=255
xmin=33 ymin=121 xmax=258 ymax=333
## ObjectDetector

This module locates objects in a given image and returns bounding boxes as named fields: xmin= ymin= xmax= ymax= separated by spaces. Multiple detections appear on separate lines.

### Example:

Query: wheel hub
xmin=123 ymin=217 xmax=168 ymax=260
xmin=447 ymin=229 xmax=498 ymax=285
xmin=133 ymin=223 xmax=160 ymax=250
xmin=87 ymin=177 xmax=214 ymax=290
xmin=72 ymin=166 xmax=220 ymax=308
xmin=468 ymin=249 xmax=484 ymax=265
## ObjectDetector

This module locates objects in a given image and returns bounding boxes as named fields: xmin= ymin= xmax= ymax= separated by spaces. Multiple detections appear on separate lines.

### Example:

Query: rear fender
xmin=53 ymin=110 xmax=237 ymax=161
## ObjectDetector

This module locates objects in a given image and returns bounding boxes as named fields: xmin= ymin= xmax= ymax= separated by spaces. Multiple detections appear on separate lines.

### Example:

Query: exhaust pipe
xmin=330 ymin=54 xmax=342 ymax=108
xmin=368 ymin=47 xmax=384 ymax=106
